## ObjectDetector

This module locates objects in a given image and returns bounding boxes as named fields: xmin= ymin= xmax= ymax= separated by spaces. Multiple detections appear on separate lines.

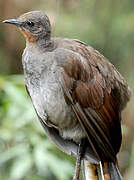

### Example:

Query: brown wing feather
xmin=63 ymin=72 xmax=120 ymax=161
xmin=56 ymin=38 xmax=130 ymax=161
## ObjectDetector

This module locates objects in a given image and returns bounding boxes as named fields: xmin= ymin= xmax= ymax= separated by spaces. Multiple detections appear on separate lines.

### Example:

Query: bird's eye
xmin=27 ymin=21 xmax=34 ymax=27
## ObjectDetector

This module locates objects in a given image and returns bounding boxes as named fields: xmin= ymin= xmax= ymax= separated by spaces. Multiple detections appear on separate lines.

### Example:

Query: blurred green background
xmin=0 ymin=0 xmax=134 ymax=179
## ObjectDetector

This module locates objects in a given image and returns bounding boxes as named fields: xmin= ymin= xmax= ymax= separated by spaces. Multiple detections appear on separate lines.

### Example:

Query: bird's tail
xmin=82 ymin=160 xmax=123 ymax=180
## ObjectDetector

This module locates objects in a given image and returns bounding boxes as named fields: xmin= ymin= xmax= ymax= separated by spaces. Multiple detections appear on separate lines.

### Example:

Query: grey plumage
xmin=3 ymin=11 xmax=131 ymax=180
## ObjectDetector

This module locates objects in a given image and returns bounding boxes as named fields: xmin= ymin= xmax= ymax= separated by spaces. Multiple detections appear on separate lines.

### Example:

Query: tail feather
xmin=82 ymin=160 xmax=123 ymax=180
xmin=103 ymin=162 xmax=123 ymax=180
xmin=82 ymin=160 xmax=98 ymax=180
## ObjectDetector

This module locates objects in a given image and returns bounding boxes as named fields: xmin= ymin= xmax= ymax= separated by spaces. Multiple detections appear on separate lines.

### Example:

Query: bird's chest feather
xmin=25 ymin=71 xmax=85 ymax=142
xmin=23 ymin=55 xmax=76 ymax=130
xmin=39 ymin=70 xmax=74 ymax=129
xmin=22 ymin=49 xmax=85 ymax=141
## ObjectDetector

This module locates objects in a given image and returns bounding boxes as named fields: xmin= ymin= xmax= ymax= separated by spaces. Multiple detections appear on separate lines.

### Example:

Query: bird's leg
xmin=73 ymin=140 xmax=85 ymax=180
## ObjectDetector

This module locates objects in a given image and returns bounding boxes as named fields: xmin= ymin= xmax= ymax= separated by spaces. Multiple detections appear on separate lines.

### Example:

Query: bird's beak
xmin=3 ymin=19 xmax=23 ymax=27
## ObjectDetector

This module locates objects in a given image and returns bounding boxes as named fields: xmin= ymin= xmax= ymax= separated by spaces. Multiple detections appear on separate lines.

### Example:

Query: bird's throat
xmin=20 ymin=28 xmax=52 ymax=51
xmin=20 ymin=28 xmax=36 ymax=43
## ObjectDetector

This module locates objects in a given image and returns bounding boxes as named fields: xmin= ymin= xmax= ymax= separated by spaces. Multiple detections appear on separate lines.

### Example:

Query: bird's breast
xmin=40 ymin=71 xmax=77 ymax=129
xmin=25 ymin=68 xmax=77 ymax=129
xmin=39 ymin=76 xmax=86 ymax=142
xmin=23 ymin=52 xmax=85 ymax=142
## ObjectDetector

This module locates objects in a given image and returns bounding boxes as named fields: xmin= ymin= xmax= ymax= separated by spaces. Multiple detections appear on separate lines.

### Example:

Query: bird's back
xmin=51 ymin=37 xmax=131 ymax=161
xmin=52 ymin=37 xmax=131 ymax=111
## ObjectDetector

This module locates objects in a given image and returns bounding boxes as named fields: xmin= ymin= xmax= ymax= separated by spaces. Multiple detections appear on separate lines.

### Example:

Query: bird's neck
xmin=37 ymin=37 xmax=52 ymax=50
xmin=26 ymin=34 xmax=53 ymax=52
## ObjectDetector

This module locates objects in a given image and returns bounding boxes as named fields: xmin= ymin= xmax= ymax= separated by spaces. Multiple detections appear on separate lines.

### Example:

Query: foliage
xmin=0 ymin=75 xmax=74 ymax=180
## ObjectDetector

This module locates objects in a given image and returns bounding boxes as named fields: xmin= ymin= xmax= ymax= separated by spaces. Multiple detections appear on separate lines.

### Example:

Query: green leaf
xmin=10 ymin=154 xmax=33 ymax=180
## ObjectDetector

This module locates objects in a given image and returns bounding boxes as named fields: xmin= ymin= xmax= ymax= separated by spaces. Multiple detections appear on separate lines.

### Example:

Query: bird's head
xmin=3 ymin=11 xmax=51 ymax=43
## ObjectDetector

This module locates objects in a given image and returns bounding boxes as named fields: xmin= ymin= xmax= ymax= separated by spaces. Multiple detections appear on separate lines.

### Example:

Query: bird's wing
xmin=25 ymin=85 xmax=99 ymax=164
xmin=55 ymin=39 xmax=130 ymax=161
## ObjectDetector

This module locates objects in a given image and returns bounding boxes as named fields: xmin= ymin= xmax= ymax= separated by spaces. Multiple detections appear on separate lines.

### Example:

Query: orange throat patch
xmin=20 ymin=28 xmax=36 ymax=43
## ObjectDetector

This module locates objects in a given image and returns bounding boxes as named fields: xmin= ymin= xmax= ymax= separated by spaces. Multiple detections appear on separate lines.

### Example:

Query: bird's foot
xmin=73 ymin=140 xmax=85 ymax=180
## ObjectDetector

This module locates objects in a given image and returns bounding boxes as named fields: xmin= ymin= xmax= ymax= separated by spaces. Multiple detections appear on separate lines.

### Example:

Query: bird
xmin=3 ymin=11 xmax=131 ymax=180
